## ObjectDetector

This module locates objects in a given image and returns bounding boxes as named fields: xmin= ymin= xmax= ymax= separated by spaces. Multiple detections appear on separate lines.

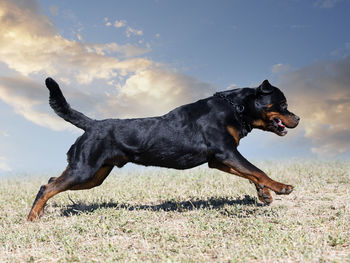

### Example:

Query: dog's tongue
xmin=278 ymin=119 xmax=285 ymax=128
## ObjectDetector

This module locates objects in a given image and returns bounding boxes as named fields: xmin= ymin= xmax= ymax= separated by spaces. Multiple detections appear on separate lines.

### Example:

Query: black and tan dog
xmin=27 ymin=78 xmax=299 ymax=221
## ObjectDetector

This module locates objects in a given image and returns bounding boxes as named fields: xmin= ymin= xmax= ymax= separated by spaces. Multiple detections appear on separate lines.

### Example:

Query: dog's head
xmin=251 ymin=80 xmax=300 ymax=136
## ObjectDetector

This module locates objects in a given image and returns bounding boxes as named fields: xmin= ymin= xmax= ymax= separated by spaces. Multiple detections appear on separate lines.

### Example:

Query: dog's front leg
xmin=208 ymin=157 xmax=273 ymax=204
xmin=209 ymin=149 xmax=293 ymax=204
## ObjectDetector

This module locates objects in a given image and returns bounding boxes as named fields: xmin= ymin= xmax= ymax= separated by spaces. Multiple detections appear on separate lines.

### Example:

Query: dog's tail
xmin=45 ymin=77 xmax=93 ymax=130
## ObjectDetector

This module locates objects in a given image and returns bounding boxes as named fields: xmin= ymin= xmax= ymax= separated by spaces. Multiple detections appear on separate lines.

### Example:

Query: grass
xmin=0 ymin=161 xmax=350 ymax=262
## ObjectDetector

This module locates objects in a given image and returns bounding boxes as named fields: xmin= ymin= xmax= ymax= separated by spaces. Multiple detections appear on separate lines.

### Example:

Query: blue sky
xmin=0 ymin=0 xmax=349 ymax=174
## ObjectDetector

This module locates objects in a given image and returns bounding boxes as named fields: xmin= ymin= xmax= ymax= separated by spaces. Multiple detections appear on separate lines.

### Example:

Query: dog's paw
xmin=27 ymin=209 xmax=43 ymax=222
xmin=257 ymin=185 xmax=273 ymax=205
xmin=276 ymin=185 xmax=294 ymax=195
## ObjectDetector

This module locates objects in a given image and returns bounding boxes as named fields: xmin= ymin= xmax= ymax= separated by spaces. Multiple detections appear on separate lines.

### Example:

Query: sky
xmin=0 ymin=0 xmax=349 ymax=175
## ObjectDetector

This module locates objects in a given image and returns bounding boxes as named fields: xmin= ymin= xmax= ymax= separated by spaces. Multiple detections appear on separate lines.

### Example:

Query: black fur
xmin=46 ymin=78 xmax=93 ymax=130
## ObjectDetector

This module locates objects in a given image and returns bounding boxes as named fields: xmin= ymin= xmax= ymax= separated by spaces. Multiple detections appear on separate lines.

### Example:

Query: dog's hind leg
xmin=27 ymin=165 xmax=114 ymax=221
xmin=69 ymin=165 xmax=113 ymax=190
xmin=48 ymin=177 xmax=57 ymax=183
xmin=27 ymin=167 xmax=74 ymax=221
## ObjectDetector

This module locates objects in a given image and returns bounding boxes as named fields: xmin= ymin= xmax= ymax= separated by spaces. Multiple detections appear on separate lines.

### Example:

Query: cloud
xmin=86 ymin=43 xmax=150 ymax=58
xmin=104 ymin=17 xmax=112 ymax=26
xmin=0 ymin=0 xmax=151 ymax=84
xmin=0 ymin=69 xmax=216 ymax=131
xmin=0 ymin=76 xmax=72 ymax=131
xmin=105 ymin=18 xmax=143 ymax=38
xmin=278 ymin=56 xmax=350 ymax=156
xmin=104 ymin=69 xmax=215 ymax=118
xmin=126 ymin=26 xmax=143 ymax=37
xmin=114 ymin=20 xmax=127 ymax=28
xmin=0 ymin=0 xmax=215 ymax=132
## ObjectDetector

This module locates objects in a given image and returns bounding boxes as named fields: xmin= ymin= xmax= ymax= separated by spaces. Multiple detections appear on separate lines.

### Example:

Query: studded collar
xmin=213 ymin=92 xmax=252 ymax=138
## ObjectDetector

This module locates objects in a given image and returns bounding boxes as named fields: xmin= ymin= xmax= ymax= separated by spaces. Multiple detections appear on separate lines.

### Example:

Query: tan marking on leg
xmin=209 ymin=159 xmax=258 ymax=183
xmin=209 ymin=159 xmax=273 ymax=204
xmin=70 ymin=165 xmax=113 ymax=190
xmin=27 ymin=167 xmax=71 ymax=221
xmin=211 ymin=158 xmax=294 ymax=198
xmin=251 ymin=171 xmax=294 ymax=194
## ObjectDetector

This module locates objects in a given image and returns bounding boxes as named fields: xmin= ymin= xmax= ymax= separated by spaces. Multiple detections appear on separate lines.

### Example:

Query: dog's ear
xmin=257 ymin=79 xmax=274 ymax=94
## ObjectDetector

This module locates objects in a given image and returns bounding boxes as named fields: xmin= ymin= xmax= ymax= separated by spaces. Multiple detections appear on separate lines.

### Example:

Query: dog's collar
xmin=213 ymin=92 xmax=245 ymax=113
xmin=213 ymin=92 xmax=252 ymax=138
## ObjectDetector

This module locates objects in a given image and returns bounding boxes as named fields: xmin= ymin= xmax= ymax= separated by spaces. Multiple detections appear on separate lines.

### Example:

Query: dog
xmin=27 ymin=78 xmax=299 ymax=221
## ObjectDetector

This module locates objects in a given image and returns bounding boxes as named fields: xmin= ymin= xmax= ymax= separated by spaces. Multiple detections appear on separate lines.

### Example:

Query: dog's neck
xmin=239 ymin=115 xmax=253 ymax=138
xmin=213 ymin=92 xmax=253 ymax=138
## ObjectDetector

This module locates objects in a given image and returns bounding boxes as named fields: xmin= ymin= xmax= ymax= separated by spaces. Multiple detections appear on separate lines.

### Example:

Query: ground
xmin=0 ymin=161 xmax=349 ymax=262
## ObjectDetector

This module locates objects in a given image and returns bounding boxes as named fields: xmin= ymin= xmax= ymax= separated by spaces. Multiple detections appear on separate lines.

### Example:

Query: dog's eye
xmin=280 ymin=103 xmax=288 ymax=110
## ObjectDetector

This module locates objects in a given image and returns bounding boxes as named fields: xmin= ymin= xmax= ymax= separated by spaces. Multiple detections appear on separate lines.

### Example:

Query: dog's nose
xmin=295 ymin=115 xmax=300 ymax=123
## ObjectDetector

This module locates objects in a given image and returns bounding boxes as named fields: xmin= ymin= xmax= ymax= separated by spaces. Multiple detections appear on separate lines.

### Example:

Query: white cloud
xmin=104 ymin=69 xmax=215 ymax=118
xmin=0 ymin=69 xmax=216 ymax=130
xmin=0 ymin=76 xmax=73 ymax=131
xmin=86 ymin=42 xmax=150 ymax=58
xmin=126 ymin=26 xmax=143 ymax=37
xmin=0 ymin=1 xmax=151 ymax=84
xmin=105 ymin=18 xmax=143 ymax=38
xmin=104 ymin=17 xmax=111 ymax=26
xmin=278 ymin=56 xmax=350 ymax=156
xmin=114 ymin=20 xmax=127 ymax=28
xmin=0 ymin=0 xmax=215 ymax=132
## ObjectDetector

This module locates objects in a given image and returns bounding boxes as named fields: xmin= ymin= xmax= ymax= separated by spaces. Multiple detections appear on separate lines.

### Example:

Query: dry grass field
xmin=0 ymin=161 xmax=349 ymax=262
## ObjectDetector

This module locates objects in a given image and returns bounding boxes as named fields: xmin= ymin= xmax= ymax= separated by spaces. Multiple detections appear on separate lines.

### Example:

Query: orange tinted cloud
xmin=279 ymin=56 xmax=350 ymax=155
xmin=0 ymin=0 xmax=215 ymax=131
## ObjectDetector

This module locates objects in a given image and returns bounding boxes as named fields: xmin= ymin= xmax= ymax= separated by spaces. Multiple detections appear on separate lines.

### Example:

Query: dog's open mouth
xmin=272 ymin=117 xmax=288 ymax=136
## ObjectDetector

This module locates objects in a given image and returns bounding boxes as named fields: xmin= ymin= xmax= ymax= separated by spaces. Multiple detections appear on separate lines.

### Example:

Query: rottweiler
xmin=27 ymin=78 xmax=299 ymax=221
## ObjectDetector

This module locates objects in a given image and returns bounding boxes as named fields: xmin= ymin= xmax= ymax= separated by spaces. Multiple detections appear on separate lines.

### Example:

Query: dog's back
xmin=67 ymin=98 xmax=215 ymax=170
